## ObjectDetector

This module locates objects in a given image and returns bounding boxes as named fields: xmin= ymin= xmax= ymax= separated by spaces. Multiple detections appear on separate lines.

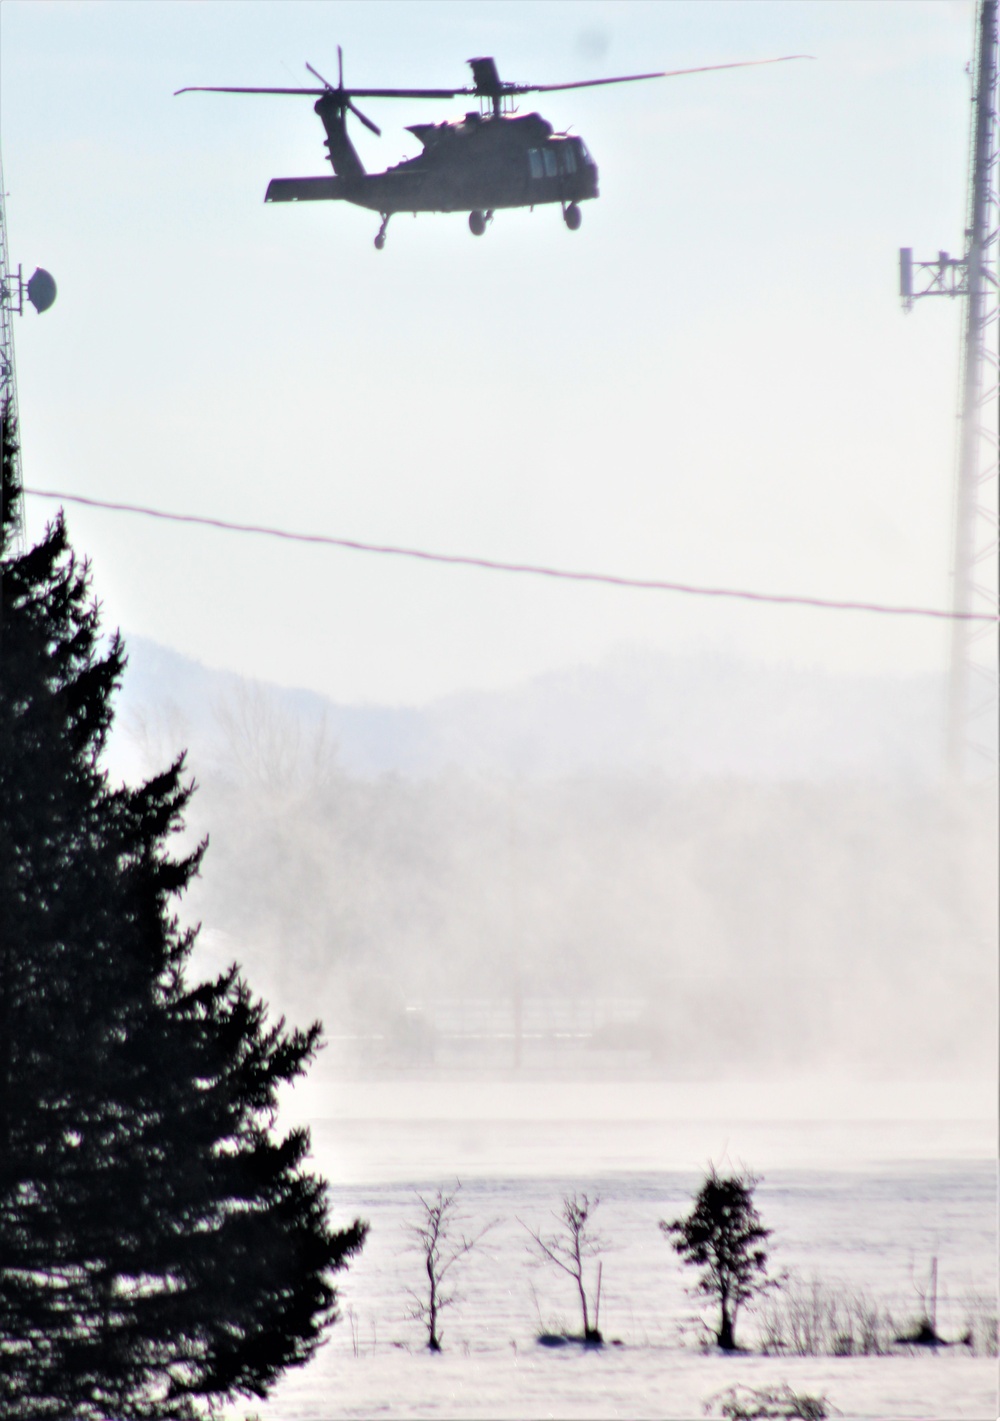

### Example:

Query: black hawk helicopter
xmin=176 ymin=51 xmax=805 ymax=249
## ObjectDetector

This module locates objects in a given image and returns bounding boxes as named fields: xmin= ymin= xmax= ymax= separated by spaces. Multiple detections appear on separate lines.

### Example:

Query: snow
xmin=239 ymin=1085 xmax=997 ymax=1420
xmin=259 ymin=1349 xmax=996 ymax=1420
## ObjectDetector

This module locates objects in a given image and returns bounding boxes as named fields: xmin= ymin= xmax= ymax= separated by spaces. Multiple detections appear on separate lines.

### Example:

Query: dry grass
xmin=960 ymin=1291 xmax=999 ymax=1357
xmin=755 ymin=1272 xmax=999 ymax=1358
xmin=756 ymin=1274 xmax=899 ymax=1357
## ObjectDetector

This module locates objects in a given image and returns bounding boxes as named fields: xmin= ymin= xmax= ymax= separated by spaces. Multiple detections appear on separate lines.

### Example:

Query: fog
xmin=121 ymin=658 xmax=996 ymax=1089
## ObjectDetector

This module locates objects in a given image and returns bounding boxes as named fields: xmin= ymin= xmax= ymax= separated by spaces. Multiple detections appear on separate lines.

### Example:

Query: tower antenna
xmin=900 ymin=0 xmax=999 ymax=778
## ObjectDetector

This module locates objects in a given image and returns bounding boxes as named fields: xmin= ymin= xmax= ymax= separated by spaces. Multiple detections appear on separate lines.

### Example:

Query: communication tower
xmin=900 ymin=0 xmax=999 ymax=778
xmin=0 ymin=152 xmax=57 ymax=552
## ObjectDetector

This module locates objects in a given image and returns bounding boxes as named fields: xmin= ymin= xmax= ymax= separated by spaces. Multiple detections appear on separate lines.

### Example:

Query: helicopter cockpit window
xmin=542 ymin=148 xmax=558 ymax=178
xmin=528 ymin=149 xmax=544 ymax=179
xmin=562 ymin=145 xmax=577 ymax=174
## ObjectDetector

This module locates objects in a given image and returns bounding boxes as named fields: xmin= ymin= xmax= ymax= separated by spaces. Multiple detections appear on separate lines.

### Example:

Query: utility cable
xmin=23 ymin=487 xmax=999 ymax=623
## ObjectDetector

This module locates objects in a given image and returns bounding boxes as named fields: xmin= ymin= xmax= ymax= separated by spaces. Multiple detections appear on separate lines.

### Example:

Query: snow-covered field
xmin=248 ymin=1082 xmax=997 ymax=1420
xmin=261 ymin=1349 xmax=995 ymax=1420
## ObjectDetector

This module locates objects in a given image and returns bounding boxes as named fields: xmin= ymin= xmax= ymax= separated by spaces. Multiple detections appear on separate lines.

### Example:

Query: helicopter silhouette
xmin=176 ymin=51 xmax=806 ymax=249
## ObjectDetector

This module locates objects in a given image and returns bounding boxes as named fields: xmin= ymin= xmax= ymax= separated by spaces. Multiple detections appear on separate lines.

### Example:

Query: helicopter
xmin=176 ymin=51 xmax=806 ymax=249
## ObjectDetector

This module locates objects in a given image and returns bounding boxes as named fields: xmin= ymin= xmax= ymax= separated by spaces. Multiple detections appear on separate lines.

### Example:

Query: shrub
xmin=704 ymin=1382 xmax=838 ymax=1420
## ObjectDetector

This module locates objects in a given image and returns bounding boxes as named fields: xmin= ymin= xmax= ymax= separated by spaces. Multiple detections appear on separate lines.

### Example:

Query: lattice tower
xmin=949 ymin=0 xmax=999 ymax=777
xmin=900 ymin=0 xmax=999 ymax=778
xmin=0 ymin=152 xmax=26 ymax=551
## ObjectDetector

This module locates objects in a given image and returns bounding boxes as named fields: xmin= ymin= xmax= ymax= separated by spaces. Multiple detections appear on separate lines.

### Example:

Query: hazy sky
xmin=2 ymin=0 xmax=978 ymax=704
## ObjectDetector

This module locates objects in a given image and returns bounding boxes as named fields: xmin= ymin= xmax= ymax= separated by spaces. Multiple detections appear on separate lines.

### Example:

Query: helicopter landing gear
xmin=563 ymin=202 xmax=582 ymax=231
xmin=374 ymin=213 xmax=390 ymax=250
xmin=469 ymin=209 xmax=491 ymax=236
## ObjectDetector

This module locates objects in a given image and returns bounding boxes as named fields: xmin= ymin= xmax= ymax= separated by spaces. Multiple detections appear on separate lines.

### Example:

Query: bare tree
xmin=520 ymin=1193 xmax=605 ymax=1342
xmin=406 ymin=1184 xmax=496 ymax=1352
xmin=212 ymin=681 xmax=340 ymax=798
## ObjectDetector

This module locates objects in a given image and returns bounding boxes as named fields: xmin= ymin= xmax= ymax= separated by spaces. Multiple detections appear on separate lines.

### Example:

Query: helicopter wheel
xmin=468 ymin=209 xmax=487 ymax=237
xmin=374 ymin=214 xmax=390 ymax=250
xmin=563 ymin=203 xmax=582 ymax=231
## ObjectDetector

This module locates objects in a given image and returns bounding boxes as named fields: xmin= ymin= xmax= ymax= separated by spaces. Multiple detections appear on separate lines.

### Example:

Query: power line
xmin=23 ymin=486 xmax=998 ymax=623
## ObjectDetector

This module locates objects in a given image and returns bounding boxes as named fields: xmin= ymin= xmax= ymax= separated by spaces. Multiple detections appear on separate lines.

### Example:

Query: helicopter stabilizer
xmin=265 ymin=177 xmax=346 ymax=203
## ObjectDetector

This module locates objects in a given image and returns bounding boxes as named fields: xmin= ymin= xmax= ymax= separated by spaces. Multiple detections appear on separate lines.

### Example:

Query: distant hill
xmin=103 ymin=638 xmax=996 ymax=1081
xmin=106 ymin=636 xmax=966 ymax=783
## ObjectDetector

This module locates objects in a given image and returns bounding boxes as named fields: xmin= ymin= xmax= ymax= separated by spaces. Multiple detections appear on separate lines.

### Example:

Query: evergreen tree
xmin=661 ymin=1167 xmax=773 ymax=1351
xmin=0 ymin=406 xmax=366 ymax=1419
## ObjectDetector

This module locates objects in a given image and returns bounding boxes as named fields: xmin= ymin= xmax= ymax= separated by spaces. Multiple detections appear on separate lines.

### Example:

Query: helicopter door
xmin=542 ymin=148 xmax=558 ymax=178
xmin=528 ymin=149 xmax=544 ymax=179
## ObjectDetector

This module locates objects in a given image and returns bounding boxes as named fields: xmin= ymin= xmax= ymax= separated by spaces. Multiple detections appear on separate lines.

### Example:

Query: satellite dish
xmin=26 ymin=268 xmax=57 ymax=314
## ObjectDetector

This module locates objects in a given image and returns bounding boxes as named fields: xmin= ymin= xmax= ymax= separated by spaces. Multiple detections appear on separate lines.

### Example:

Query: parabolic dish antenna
xmin=26 ymin=267 xmax=57 ymax=314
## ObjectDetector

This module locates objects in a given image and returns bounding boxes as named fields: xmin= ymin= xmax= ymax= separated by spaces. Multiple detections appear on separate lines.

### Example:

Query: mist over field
xmin=112 ymin=638 xmax=997 ymax=1086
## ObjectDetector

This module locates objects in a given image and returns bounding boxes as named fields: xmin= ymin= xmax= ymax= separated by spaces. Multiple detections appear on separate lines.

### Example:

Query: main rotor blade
xmin=330 ymin=86 xmax=465 ymax=98
xmin=175 ymin=83 xmax=464 ymax=99
xmin=175 ymin=54 xmax=812 ymax=104
xmin=175 ymin=85 xmax=326 ymax=95
xmin=514 ymin=54 xmax=813 ymax=95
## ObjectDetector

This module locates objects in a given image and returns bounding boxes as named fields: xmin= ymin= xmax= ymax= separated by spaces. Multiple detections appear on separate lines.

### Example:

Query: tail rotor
xmin=306 ymin=54 xmax=381 ymax=136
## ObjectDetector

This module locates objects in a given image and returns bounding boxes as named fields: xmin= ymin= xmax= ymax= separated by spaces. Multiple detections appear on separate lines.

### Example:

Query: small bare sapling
xmin=405 ymin=1183 xmax=497 ymax=1352
xmin=520 ymin=1192 xmax=605 ymax=1343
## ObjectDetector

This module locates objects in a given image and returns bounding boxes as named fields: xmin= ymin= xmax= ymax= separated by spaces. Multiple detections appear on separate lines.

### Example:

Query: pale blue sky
xmin=3 ymin=1 xmax=978 ymax=703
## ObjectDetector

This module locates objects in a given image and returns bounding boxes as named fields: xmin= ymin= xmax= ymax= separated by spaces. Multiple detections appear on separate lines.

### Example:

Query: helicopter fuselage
xmin=265 ymin=104 xmax=599 ymax=217
xmin=180 ymin=48 xmax=806 ymax=246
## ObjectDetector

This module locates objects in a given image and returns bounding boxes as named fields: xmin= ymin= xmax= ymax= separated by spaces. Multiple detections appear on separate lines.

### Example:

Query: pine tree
xmin=0 ymin=405 xmax=367 ymax=1419
xmin=661 ymin=1167 xmax=773 ymax=1351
